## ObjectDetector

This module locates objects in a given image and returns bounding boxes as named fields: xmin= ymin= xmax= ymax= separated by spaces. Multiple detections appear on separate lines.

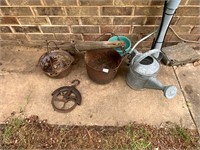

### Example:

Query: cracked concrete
xmin=0 ymin=45 xmax=198 ymax=131
xmin=174 ymin=64 xmax=200 ymax=133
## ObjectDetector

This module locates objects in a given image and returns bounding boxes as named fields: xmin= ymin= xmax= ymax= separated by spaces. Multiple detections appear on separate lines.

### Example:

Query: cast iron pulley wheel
xmin=51 ymin=80 xmax=81 ymax=113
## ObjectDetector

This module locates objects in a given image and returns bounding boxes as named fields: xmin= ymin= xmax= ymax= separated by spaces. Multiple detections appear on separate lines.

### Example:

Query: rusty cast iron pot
xmin=84 ymin=49 xmax=122 ymax=84
xmin=39 ymin=50 xmax=74 ymax=78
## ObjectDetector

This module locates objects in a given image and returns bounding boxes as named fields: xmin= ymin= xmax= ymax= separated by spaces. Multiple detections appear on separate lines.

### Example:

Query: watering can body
xmin=126 ymin=49 xmax=177 ymax=99
xmin=127 ymin=49 xmax=160 ymax=90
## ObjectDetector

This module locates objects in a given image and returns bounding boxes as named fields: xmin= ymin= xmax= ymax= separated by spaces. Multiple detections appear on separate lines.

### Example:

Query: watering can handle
xmin=132 ymin=49 xmax=161 ymax=67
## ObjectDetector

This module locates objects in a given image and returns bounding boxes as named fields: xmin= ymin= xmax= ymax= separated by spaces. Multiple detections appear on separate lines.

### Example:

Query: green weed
xmin=20 ymin=90 xmax=32 ymax=113
xmin=171 ymin=124 xmax=193 ymax=144
xmin=2 ymin=118 xmax=24 ymax=144
xmin=2 ymin=126 xmax=12 ymax=143
xmin=130 ymin=135 xmax=152 ymax=150
xmin=126 ymin=124 xmax=152 ymax=150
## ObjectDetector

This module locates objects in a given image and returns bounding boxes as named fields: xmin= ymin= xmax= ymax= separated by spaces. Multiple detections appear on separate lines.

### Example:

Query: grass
xmin=0 ymin=116 xmax=199 ymax=149
xmin=127 ymin=124 xmax=152 ymax=149
xmin=170 ymin=124 xmax=195 ymax=144
xmin=2 ymin=118 xmax=24 ymax=144
xmin=20 ymin=89 xmax=32 ymax=113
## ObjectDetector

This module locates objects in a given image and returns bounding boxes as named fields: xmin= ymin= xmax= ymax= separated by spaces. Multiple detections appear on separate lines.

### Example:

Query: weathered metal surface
xmin=127 ymin=49 xmax=177 ymax=99
xmin=39 ymin=50 xmax=74 ymax=78
xmin=51 ymin=80 xmax=81 ymax=113
xmin=70 ymin=41 xmax=125 ymax=51
xmin=84 ymin=49 xmax=123 ymax=84
xmin=18 ymin=41 xmax=125 ymax=52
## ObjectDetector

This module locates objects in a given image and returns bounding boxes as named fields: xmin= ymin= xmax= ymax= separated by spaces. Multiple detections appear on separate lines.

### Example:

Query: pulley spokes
xmin=51 ymin=80 xmax=81 ymax=113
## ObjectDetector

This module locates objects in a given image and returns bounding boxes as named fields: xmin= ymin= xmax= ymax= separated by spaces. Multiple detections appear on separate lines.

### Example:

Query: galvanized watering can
xmin=126 ymin=49 xmax=177 ymax=99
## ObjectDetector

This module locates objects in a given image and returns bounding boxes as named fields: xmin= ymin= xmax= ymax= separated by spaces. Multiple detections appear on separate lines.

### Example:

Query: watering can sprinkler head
xmin=143 ymin=77 xmax=177 ymax=99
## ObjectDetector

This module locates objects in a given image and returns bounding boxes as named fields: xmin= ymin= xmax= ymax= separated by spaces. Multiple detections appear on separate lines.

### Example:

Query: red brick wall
xmin=0 ymin=0 xmax=199 ymax=49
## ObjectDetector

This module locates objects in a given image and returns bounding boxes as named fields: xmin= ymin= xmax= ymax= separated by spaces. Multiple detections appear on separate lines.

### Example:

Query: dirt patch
xmin=1 ymin=115 xmax=199 ymax=149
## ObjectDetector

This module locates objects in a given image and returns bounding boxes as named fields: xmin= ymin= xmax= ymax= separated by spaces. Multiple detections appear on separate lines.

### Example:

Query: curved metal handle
xmin=131 ymin=49 xmax=161 ymax=68
xmin=113 ymin=54 xmax=128 ymax=72
xmin=71 ymin=79 xmax=80 ymax=87
xmin=47 ymin=41 xmax=59 ymax=53
xmin=95 ymin=32 xmax=116 ymax=41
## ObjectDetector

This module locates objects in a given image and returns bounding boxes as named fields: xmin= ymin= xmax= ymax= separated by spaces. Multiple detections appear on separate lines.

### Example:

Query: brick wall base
xmin=0 ymin=0 xmax=199 ymax=50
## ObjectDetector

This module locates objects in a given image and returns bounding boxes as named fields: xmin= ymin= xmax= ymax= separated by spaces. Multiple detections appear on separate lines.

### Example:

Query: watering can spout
xmin=144 ymin=77 xmax=177 ymax=99
xmin=144 ymin=77 xmax=164 ymax=90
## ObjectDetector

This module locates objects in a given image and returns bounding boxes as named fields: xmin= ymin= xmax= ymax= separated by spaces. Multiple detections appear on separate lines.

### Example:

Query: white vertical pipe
xmin=153 ymin=0 xmax=181 ymax=51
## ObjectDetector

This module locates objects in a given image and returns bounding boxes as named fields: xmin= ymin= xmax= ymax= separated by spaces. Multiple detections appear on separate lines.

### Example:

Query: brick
xmin=187 ymin=0 xmax=200 ymax=5
xmin=55 ymin=34 xmax=83 ymax=41
xmin=0 ymin=0 xmax=8 ymax=5
xmin=18 ymin=17 xmax=49 ymax=25
xmin=133 ymin=26 xmax=155 ymax=34
xmin=101 ymin=26 xmax=130 ymax=34
xmin=20 ymin=40 xmax=47 ymax=46
xmin=27 ymin=34 xmax=55 ymax=40
xmin=177 ymin=17 xmax=200 ymax=25
xmin=72 ymin=26 xmax=99 ymax=33
xmin=171 ymin=17 xmax=179 ymax=25
xmin=101 ymin=7 xmax=132 ymax=16
xmin=149 ymin=0 xmax=164 ymax=5
xmin=135 ymin=41 xmax=153 ymax=49
xmin=34 ymin=7 xmax=65 ymax=16
xmin=1 ymin=7 xmax=33 ymax=16
xmin=81 ymin=17 xmax=112 ymax=25
xmin=133 ymin=27 xmax=174 ymax=42
xmin=135 ymin=7 xmax=163 ymax=16
xmin=170 ymin=26 xmax=191 ymax=33
xmin=165 ymin=30 xmax=174 ymax=41
xmin=114 ymin=0 xmax=149 ymax=5
xmin=144 ymin=17 xmax=161 ymax=25
xmin=0 ymin=26 xmax=12 ymax=33
xmin=170 ymin=34 xmax=200 ymax=41
xmin=123 ymin=34 xmax=138 ymax=41
xmin=0 ymin=40 xmax=21 ymax=46
xmin=66 ymin=7 xmax=98 ymax=16
xmin=191 ymin=27 xmax=200 ymax=34
xmin=134 ymin=33 xmax=154 ymax=41
xmin=145 ymin=17 xmax=178 ymax=25
xmin=12 ymin=26 xmax=40 ymax=33
xmin=41 ymin=26 xmax=70 ymax=33
xmin=45 ymin=0 xmax=77 ymax=6
xmin=0 ymin=33 xmax=27 ymax=40
xmin=79 ymin=0 xmax=113 ymax=6
xmin=49 ymin=17 xmax=79 ymax=25
xmin=0 ymin=17 xmax=19 ymax=24
xmin=83 ymin=34 xmax=111 ymax=41
xmin=180 ymin=0 xmax=187 ymax=5
xmin=113 ymin=17 xmax=144 ymax=25
xmin=7 ymin=0 xmax=42 ymax=5
xmin=175 ymin=7 xmax=200 ymax=16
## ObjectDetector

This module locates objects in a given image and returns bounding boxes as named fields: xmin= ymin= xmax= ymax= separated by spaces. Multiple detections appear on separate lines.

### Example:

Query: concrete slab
xmin=0 ymin=46 xmax=195 ymax=128
xmin=175 ymin=64 xmax=200 ymax=132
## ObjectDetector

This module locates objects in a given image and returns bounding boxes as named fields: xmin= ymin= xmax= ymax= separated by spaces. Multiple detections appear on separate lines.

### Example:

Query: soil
xmin=86 ymin=50 xmax=120 ymax=70
xmin=89 ymin=56 xmax=118 ymax=70
xmin=1 ymin=115 xmax=199 ymax=149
